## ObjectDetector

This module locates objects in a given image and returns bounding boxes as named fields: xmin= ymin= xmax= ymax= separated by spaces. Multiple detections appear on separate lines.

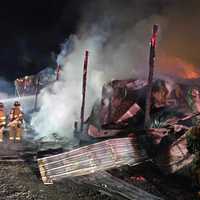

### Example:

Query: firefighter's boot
xmin=15 ymin=127 xmax=22 ymax=142
xmin=0 ymin=127 xmax=3 ymax=142
xmin=9 ymin=127 xmax=15 ymax=142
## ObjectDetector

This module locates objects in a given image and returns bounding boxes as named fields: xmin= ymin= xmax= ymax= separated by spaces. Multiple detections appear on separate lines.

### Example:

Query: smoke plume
xmin=0 ymin=78 xmax=14 ymax=100
xmin=31 ymin=0 xmax=200 ymax=140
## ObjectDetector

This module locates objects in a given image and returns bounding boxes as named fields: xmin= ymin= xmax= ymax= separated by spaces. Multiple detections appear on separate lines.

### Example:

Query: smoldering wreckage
xmin=0 ymin=25 xmax=200 ymax=200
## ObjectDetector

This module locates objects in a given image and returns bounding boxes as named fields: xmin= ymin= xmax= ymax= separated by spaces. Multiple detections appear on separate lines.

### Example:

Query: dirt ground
xmin=0 ymin=162 xmax=114 ymax=200
xmin=0 ymin=162 xmax=199 ymax=200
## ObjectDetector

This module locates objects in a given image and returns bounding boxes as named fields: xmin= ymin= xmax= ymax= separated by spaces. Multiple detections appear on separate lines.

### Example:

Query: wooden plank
xmin=73 ymin=171 xmax=163 ymax=200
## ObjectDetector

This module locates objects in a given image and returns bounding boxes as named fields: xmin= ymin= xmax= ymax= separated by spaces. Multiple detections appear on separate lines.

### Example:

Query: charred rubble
xmin=1 ymin=66 xmax=200 ymax=199
xmin=37 ymin=77 xmax=200 ymax=200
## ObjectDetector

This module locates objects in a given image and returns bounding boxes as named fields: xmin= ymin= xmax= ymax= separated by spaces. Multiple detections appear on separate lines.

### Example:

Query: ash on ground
xmin=0 ymin=163 xmax=114 ymax=200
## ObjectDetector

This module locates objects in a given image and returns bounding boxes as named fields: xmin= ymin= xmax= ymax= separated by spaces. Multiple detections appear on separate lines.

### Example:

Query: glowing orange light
xmin=157 ymin=55 xmax=200 ymax=79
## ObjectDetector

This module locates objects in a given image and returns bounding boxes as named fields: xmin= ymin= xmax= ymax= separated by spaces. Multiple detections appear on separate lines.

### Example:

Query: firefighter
xmin=0 ymin=103 xmax=6 ymax=142
xmin=9 ymin=101 xmax=24 ymax=142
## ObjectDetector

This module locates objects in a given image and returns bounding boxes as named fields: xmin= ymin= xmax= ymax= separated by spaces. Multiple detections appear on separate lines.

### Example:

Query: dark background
xmin=0 ymin=0 xmax=86 ymax=80
xmin=0 ymin=0 xmax=199 ymax=81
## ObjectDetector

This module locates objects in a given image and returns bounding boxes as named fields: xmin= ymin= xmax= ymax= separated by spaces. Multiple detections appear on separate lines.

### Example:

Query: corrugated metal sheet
xmin=38 ymin=138 xmax=148 ymax=184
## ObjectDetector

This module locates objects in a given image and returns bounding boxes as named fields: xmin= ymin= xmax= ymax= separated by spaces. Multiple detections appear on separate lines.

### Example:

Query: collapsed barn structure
xmin=36 ymin=26 xmax=200 ymax=199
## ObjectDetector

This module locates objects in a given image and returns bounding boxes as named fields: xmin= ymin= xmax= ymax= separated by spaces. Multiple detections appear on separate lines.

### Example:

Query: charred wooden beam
xmin=144 ymin=25 xmax=159 ymax=128
xmin=80 ymin=50 xmax=89 ymax=132
xmin=73 ymin=171 xmax=163 ymax=200
xmin=34 ymin=76 xmax=40 ymax=111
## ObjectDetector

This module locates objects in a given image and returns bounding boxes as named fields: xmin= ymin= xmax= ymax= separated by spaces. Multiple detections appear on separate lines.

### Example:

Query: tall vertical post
xmin=15 ymin=80 xmax=20 ymax=97
xmin=34 ymin=76 xmax=40 ymax=111
xmin=80 ymin=50 xmax=89 ymax=131
xmin=56 ymin=64 xmax=61 ymax=81
xmin=144 ymin=25 xmax=159 ymax=128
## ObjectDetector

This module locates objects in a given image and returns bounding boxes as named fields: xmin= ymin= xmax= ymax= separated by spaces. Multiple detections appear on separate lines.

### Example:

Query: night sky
xmin=0 ymin=0 xmax=199 ymax=81
xmin=0 ymin=0 xmax=85 ymax=80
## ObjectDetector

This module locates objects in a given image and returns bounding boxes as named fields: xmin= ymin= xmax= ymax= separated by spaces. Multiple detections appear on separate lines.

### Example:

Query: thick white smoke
xmin=30 ymin=34 xmax=107 ymax=140
xmin=0 ymin=78 xmax=14 ymax=99
xmin=30 ymin=1 xmax=166 ymax=140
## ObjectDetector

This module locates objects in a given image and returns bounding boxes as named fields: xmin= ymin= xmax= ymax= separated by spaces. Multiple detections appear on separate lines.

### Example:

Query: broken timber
xmin=74 ymin=171 xmax=163 ymax=200
xmin=155 ymin=133 xmax=194 ymax=174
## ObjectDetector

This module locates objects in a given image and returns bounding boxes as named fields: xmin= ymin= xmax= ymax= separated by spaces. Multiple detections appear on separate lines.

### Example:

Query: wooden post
xmin=80 ymin=50 xmax=89 ymax=131
xmin=144 ymin=25 xmax=159 ymax=128
xmin=56 ymin=64 xmax=61 ymax=81
xmin=34 ymin=76 xmax=40 ymax=111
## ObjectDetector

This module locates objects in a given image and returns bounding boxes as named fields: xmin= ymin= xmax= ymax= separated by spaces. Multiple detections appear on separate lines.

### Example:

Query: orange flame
xmin=182 ymin=65 xmax=199 ymax=79
xmin=157 ymin=55 xmax=200 ymax=79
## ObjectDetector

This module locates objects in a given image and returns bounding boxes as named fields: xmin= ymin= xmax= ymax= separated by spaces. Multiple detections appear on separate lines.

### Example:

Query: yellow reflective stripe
xmin=14 ymin=115 xmax=23 ymax=118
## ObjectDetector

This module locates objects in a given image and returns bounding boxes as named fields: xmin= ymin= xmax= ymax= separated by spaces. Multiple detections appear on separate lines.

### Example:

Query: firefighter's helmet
xmin=14 ymin=101 xmax=21 ymax=107
xmin=0 ymin=102 xmax=4 ymax=108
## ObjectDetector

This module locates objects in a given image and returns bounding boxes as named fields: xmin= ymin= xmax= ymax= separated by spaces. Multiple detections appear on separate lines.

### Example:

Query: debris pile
xmin=14 ymin=68 xmax=56 ymax=97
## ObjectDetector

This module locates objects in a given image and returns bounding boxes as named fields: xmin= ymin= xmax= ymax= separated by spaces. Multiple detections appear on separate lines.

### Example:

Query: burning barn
xmin=37 ymin=75 xmax=200 ymax=199
xmin=34 ymin=25 xmax=200 ymax=199
xmin=0 ymin=23 xmax=199 ymax=200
